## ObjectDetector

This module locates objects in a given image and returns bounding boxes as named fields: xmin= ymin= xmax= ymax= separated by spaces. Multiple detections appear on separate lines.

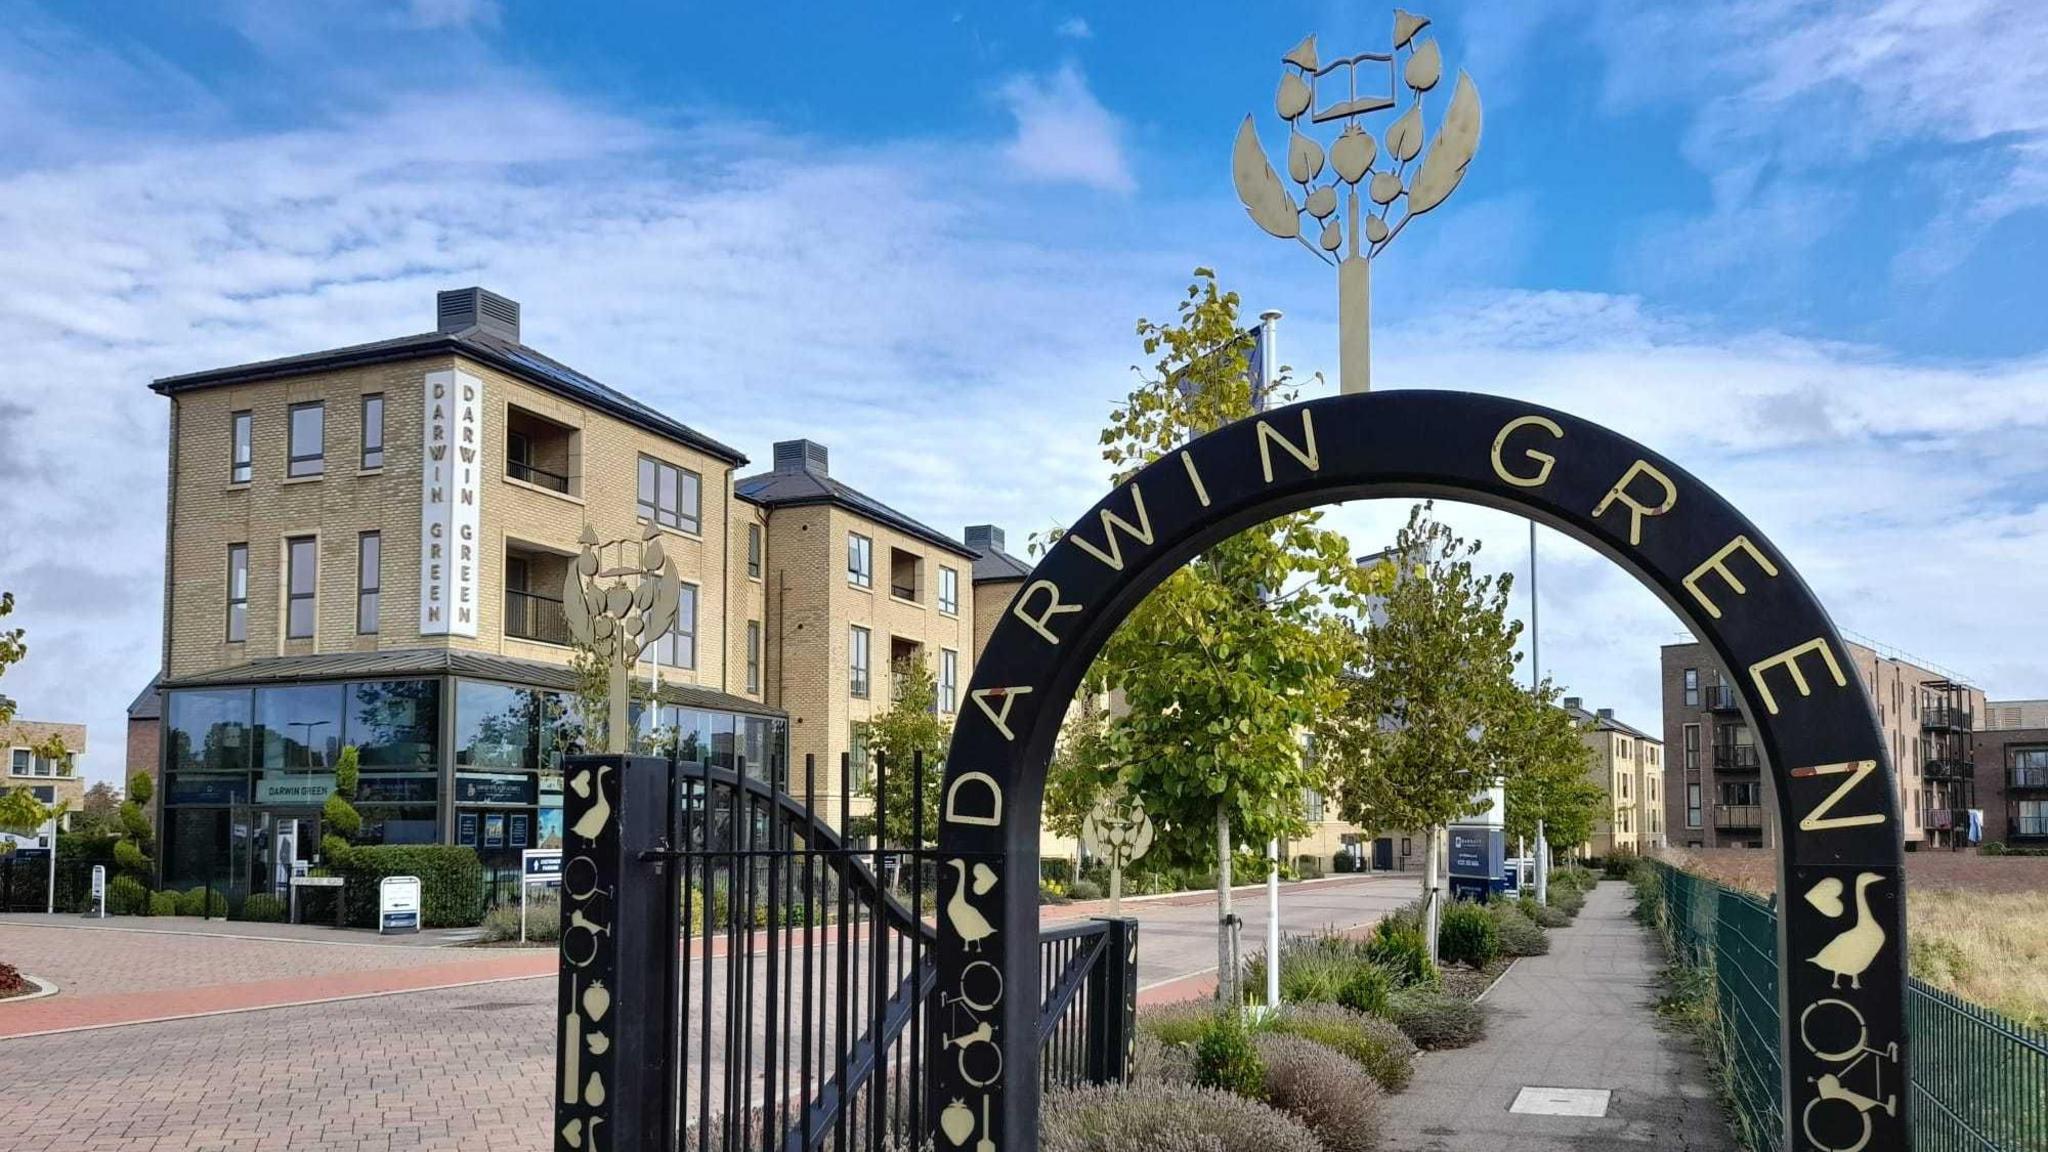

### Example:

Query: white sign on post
xmin=89 ymin=864 xmax=106 ymax=919
xmin=379 ymin=875 xmax=423 ymax=934
xmin=419 ymin=367 xmax=483 ymax=637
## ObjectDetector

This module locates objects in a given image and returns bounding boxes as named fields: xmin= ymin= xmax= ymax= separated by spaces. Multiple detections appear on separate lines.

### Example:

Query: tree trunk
xmin=1536 ymin=818 xmax=1549 ymax=906
xmin=1422 ymin=826 xmax=1441 ymax=965
xmin=1215 ymin=810 xmax=1236 ymax=1005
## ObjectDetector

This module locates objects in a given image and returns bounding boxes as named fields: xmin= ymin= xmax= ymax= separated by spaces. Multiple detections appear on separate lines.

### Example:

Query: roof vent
xmin=437 ymin=287 xmax=521 ymax=343
xmin=1563 ymin=697 xmax=1582 ymax=711
xmin=772 ymin=440 xmax=829 ymax=476
xmin=965 ymin=525 xmax=1006 ymax=554
xmin=1597 ymin=707 xmax=1615 ymax=720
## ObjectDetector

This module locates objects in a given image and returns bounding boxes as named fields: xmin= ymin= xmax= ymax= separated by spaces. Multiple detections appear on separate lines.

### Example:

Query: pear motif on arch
xmin=1806 ymin=872 xmax=1886 ymax=991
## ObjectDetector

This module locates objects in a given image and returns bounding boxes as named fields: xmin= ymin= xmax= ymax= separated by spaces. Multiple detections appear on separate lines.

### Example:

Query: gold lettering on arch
xmin=942 ymin=771 xmax=1004 ymax=827
xmin=1180 ymin=452 xmax=1212 ymax=508
xmin=1749 ymin=637 xmax=1849 ymax=716
xmin=970 ymin=686 xmax=1034 ymax=742
xmin=1684 ymin=535 xmax=1780 ymax=621
xmin=1069 ymin=484 xmax=1155 ymax=573
xmin=1012 ymin=580 xmax=1084 ymax=645
xmin=1256 ymin=410 xmax=1319 ymax=483
xmin=1490 ymin=415 xmax=1562 ymax=488
xmin=1592 ymin=460 xmax=1677 ymax=547
xmin=1792 ymin=759 xmax=1887 ymax=832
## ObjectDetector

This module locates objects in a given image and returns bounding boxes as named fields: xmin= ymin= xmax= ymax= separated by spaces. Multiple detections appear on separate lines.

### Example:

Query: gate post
xmin=1085 ymin=917 xmax=1140 ymax=1084
xmin=556 ymin=754 xmax=672 ymax=1152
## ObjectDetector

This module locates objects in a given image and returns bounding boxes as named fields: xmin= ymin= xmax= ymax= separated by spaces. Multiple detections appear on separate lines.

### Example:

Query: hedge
xmin=334 ymin=845 xmax=485 ymax=928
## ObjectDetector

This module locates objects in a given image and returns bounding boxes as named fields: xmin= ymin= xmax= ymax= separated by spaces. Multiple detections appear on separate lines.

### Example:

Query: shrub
xmin=147 ymin=890 xmax=178 ymax=917
xmin=241 ymin=892 xmax=286 ymax=922
xmin=334 ymin=844 xmax=485 ymax=928
xmin=1522 ymin=894 xmax=1571 ymax=928
xmin=1193 ymin=1010 xmax=1264 ymax=1097
xmin=1489 ymin=902 xmax=1549 ymax=956
xmin=1981 ymin=841 xmax=2006 ymax=856
xmin=1549 ymin=885 xmax=1586 ymax=919
xmin=105 ymin=874 xmax=147 ymax=915
xmin=1255 ymin=1033 xmax=1384 ymax=1152
xmin=1138 ymin=1001 xmax=1217 ymax=1048
xmin=1336 ymin=963 xmax=1393 ymax=1016
xmin=1438 ymin=902 xmax=1501 ymax=968
xmin=1386 ymin=987 xmax=1487 ymax=1050
xmin=1042 ymin=1082 xmax=1322 ymax=1152
xmin=1040 ymin=882 xmax=1072 ymax=905
xmin=1130 ymin=1031 xmax=1195 ymax=1087
xmin=112 ymin=837 xmax=147 ymax=876
xmin=480 ymin=895 xmax=560 ymax=943
xmin=1245 ymin=930 xmax=1380 ymax=1006
xmin=176 ymin=887 xmax=227 ymax=918
xmin=1602 ymin=852 xmax=1637 ymax=880
xmin=1068 ymin=878 xmax=1104 ymax=902
xmin=1262 ymin=1001 xmax=1416 ymax=1092
xmin=1366 ymin=919 xmax=1439 ymax=988
xmin=1332 ymin=852 xmax=1360 ymax=873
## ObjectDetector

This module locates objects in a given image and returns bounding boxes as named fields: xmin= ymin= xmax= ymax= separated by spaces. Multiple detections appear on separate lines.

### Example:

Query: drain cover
xmin=1510 ymin=1087 xmax=1611 ymax=1117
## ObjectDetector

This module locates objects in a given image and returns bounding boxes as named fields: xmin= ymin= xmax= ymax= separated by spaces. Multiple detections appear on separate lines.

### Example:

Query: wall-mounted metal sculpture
xmin=1232 ymin=11 xmax=1482 ymax=395
xmin=562 ymin=523 xmax=683 ymax=754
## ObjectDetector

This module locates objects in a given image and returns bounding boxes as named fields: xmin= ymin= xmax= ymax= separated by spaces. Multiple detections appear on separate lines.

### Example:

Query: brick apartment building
xmin=1 ymin=717 xmax=87 ymax=825
xmin=138 ymin=287 xmax=994 ymax=894
xmin=1662 ymin=640 xmax=1985 ymax=850
xmin=1972 ymin=700 xmax=2048 ymax=848
xmin=1564 ymin=698 xmax=1664 ymax=857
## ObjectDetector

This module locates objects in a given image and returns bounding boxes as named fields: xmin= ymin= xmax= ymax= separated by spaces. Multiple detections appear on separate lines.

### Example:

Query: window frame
xmin=360 ymin=394 xmax=384 ymax=470
xmin=286 ymin=535 xmax=318 ymax=639
xmin=747 ymin=523 xmax=763 ymax=580
xmin=357 ymin=532 xmax=381 ymax=635
xmin=1682 ymin=667 xmax=1700 ymax=707
xmin=938 ymin=648 xmax=958 ymax=715
xmin=287 ymin=401 xmax=326 ymax=478
xmin=226 ymin=543 xmax=249 ymax=642
xmin=230 ymin=410 xmax=252 ymax=484
xmin=635 ymin=454 xmax=702 ymax=535
xmin=849 ymin=625 xmax=871 ymax=698
xmin=847 ymin=533 xmax=873 ymax=589
xmin=938 ymin=566 xmax=959 ymax=615
xmin=646 ymin=583 xmax=700 ymax=669
xmin=746 ymin=620 xmax=761 ymax=694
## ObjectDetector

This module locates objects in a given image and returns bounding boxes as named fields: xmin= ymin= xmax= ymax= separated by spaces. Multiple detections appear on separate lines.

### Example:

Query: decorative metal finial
xmin=1232 ymin=11 xmax=1483 ymax=395
xmin=563 ymin=522 xmax=683 ymax=754
xmin=1079 ymin=786 xmax=1153 ymax=917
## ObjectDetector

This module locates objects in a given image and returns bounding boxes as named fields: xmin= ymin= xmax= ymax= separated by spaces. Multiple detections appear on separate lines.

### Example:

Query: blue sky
xmin=3 ymin=0 xmax=2046 ymax=783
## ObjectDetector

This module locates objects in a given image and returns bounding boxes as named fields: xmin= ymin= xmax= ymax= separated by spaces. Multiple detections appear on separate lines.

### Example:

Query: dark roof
xmin=127 ymin=675 xmax=162 ymax=721
xmin=158 ymin=648 xmax=783 ymax=718
xmin=150 ymin=326 xmax=746 ymax=466
xmin=736 ymin=469 xmax=976 ymax=559
xmin=969 ymin=545 xmax=1032 ymax=584
xmin=1565 ymin=703 xmax=1658 ymax=742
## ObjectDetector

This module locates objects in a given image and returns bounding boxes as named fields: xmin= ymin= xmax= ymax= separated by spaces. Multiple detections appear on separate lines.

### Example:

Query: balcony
xmin=1921 ymin=705 xmax=1973 ymax=732
xmin=1703 ymin=684 xmax=1741 ymax=713
xmin=1714 ymin=744 xmax=1762 ymax=771
xmin=1922 ymin=807 xmax=1969 ymax=833
xmin=888 ymin=547 xmax=923 ymax=603
xmin=508 ymin=457 xmax=571 ymax=494
xmin=1714 ymin=804 xmax=1764 ymax=830
xmin=506 ymin=406 xmax=580 ymax=497
xmin=1921 ymin=757 xmax=1974 ymax=782
xmin=505 ymin=587 xmax=572 ymax=646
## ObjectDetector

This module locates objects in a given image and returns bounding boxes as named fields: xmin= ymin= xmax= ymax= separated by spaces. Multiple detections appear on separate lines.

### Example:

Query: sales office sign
xmin=421 ymin=368 xmax=482 ymax=637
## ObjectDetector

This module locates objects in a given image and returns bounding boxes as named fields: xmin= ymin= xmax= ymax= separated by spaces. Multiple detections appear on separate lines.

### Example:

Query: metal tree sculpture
xmin=1079 ymin=786 xmax=1154 ymax=917
xmin=562 ymin=523 xmax=683 ymax=754
xmin=1232 ymin=10 xmax=1482 ymax=395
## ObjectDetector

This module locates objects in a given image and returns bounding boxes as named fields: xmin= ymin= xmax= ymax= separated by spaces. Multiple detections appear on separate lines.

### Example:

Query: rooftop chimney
xmin=964 ymin=525 xmax=1005 ymax=554
xmin=1563 ymin=696 xmax=1582 ymax=711
xmin=772 ymin=439 xmax=829 ymax=476
xmin=1597 ymin=707 xmax=1615 ymax=720
xmin=437 ymin=287 xmax=521 ymax=343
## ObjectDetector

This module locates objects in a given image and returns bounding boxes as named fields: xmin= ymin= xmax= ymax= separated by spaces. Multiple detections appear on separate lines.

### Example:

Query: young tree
xmin=113 ymin=771 xmax=156 ymax=882
xmin=0 ymin=789 xmax=62 ymax=842
xmin=71 ymin=781 xmax=121 ymax=838
xmin=320 ymin=745 xmax=364 ymax=865
xmin=862 ymin=657 xmax=951 ymax=847
xmin=0 ymin=592 xmax=24 ymax=728
xmin=1056 ymin=269 xmax=1377 ymax=1003
xmin=1497 ymin=682 xmax=1605 ymax=853
xmin=1314 ymin=503 xmax=1525 ymax=961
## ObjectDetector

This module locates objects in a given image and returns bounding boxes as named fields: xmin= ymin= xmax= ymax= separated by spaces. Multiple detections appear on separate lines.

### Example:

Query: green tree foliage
xmin=1497 ymin=681 xmax=1605 ymax=849
xmin=114 ymin=771 xmax=155 ymax=881
xmin=70 ymin=781 xmax=121 ymax=838
xmin=0 ymin=591 xmax=24 ymax=728
xmin=861 ymin=658 xmax=951 ymax=846
xmin=0 ymin=788 xmax=59 ymax=839
xmin=321 ymin=745 xmax=364 ymax=864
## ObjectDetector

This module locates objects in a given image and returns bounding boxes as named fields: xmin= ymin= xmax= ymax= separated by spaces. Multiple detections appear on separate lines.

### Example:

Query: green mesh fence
xmin=1648 ymin=861 xmax=2048 ymax=1152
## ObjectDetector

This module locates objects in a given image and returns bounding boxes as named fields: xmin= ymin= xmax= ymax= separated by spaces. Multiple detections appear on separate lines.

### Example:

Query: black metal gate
xmin=554 ymin=750 xmax=1137 ymax=1152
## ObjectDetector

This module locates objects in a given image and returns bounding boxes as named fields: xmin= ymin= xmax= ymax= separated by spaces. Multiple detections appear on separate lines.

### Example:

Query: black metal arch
xmin=934 ymin=389 xmax=1909 ymax=1152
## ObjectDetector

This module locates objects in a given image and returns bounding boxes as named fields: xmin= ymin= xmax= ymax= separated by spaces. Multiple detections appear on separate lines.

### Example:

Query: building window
xmin=646 ymin=584 xmax=699 ymax=669
xmin=230 ymin=411 xmax=252 ymax=484
xmin=938 ymin=566 xmax=959 ymax=615
xmin=360 ymin=394 xmax=384 ymax=470
xmin=2018 ymin=799 xmax=2048 ymax=838
xmin=938 ymin=648 xmax=958 ymax=715
xmin=288 ymin=402 xmax=325 ymax=478
xmin=849 ymin=625 xmax=871 ymax=697
xmin=226 ymin=544 xmax=249 ymax=642
xmin=1683 ymin=668 xmax=1699 ymax=707
xmin=1303 ymin=787 xmax=1326 ymax=822
xmin=635 ymin=455 xmax=701 ymax=534
xmin=847 ymin=533 xmax=872 ymax=588
xmin=747 ymin=523 xmax=762 ymax=579
xmin=1683 ymin=723 xmax=1699 ymax=770
xmin=286 ymin=536 xmax=317 ymax=639
xmin=357 ymin=532 xmax=381 ymax=634
xmin=1687 ymin=783 xmax=1702 ymax=827
xmin=849 ymin=722 xmax=871 ymax=791
xmin=746 ymin=621 xmax=761 ymax=694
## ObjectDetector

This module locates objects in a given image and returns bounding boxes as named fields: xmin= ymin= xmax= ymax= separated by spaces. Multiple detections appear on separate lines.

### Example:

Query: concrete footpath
xmin=1380 ymin=882 xmax=1736 ymax=1152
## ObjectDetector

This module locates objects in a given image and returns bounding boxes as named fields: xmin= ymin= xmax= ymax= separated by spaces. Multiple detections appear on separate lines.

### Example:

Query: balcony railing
xmin=505 ymin=587 xmax=571 ymax=646
xmin=1714 ymin=744 xmax=1761 ymax=771
xmin=2010 ymin=767 xmax=2048 ymax=790
xmin=1922 ymin=807 xmax=1966 ymax=832
xmin=2013 ymin=815 xmax=2048 ymax=839
xmin=1714 ymin=804 xmax=1764 ymax=830
xmin=508 ymin=458 xmax=571 ymax=494
xmin=1921 ymin=705 xmax=1973 ymax=732
xmin=1703 ymin=684 xmax=1741 ymax=712
xmin=890 ymin=581 xmax=919 ymax=602
xmin=1921 ymin=757 xmax=1974 ymax=781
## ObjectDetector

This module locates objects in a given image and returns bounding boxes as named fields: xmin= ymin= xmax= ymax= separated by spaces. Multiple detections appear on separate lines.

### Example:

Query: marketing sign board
xmin=379 ymin=875 xmax=422 ymax=934
xmin=420 ymin=367 xmax=483 ymax=637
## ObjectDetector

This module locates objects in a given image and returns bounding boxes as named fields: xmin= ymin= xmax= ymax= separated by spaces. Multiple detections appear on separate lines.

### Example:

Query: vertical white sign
xmin=421 ymin=368 xmax=483 ymax=636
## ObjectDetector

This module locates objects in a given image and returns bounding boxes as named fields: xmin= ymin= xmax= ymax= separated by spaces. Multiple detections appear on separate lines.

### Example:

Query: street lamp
xmin=290 ymin=720 xmax=332 ymax=770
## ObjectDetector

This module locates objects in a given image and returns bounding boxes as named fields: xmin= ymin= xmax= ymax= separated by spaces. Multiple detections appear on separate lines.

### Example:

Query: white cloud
xmin=996 ymin=63 xmax=1135 ymax=193
xmin=402 ymin=0 xmax=501 ymax=29
xmin=1055 ymin=16 xmax=1092 ymax=40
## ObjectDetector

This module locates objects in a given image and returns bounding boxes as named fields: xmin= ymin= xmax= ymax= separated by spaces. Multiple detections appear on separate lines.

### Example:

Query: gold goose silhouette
xmin=945 ymin=859 xmax=996 ymax=952
xmin=1809 ymin=872 xmax=1885 ymax=990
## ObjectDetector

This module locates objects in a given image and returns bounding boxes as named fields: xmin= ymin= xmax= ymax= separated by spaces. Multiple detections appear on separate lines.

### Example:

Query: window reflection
xmin=255 ymin=684 xmax=345 ymax=770
xmin=455 ymin=680 xmax=538 ymax=771
xmin=167 ymin=689 xmax=251 ymax=775
xmin=345 ymin=680 xmax=439 ymax=768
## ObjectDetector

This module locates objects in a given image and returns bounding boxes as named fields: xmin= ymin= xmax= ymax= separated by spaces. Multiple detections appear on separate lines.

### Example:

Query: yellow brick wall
xmin=970 ymin=576 xmax=1022 ymax=665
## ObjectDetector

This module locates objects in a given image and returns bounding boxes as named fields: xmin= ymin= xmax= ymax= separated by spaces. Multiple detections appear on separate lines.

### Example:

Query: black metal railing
xmin=1714 ymin=743 xmax=1761 ymax=770
xmin=2010 ymin=767 xmax=2048 ymax=791
xmin=509 ymin=457 xmax=572 ymax=493
xmin=889 ymin=582 xmax=918 ymax=602
xmin=1703 ymin=684 xmax=1741 ymax=712
xmin=505 ymin=587 xmax=572 ymax=646
xmin=1922 ymin=705 xmax=1974 ymax=732
xmin=1714 ymin=803 xmax=1763 ymax=830
xmin=1921 ymin=757 xmax=1974 ymax=781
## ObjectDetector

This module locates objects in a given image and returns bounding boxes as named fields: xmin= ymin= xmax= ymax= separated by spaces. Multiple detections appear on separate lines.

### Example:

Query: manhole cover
xmin=1509 ymin=1087 xmax=1611 ymax=1117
